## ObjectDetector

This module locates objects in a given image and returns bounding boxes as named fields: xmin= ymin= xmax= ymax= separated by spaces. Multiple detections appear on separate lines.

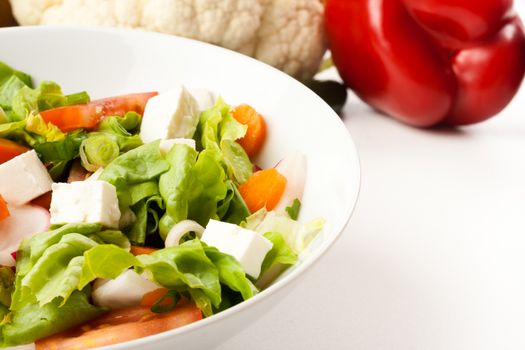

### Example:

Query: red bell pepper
xmin=325 ymin=0 xmax=525 ymax=127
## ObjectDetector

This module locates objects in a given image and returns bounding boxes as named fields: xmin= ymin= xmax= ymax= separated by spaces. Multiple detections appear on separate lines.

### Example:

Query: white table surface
xmin=216 ymin=5 xmax=525 ymax=350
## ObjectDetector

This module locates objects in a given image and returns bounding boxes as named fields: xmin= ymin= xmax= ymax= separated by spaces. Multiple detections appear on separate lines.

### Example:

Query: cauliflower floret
xmin=10 ymin=0 xmax=326 ymax=80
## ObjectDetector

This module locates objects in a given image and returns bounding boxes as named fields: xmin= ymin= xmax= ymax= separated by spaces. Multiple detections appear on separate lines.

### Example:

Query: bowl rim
xmin=0 ymin=25 xmax=361 ymax=349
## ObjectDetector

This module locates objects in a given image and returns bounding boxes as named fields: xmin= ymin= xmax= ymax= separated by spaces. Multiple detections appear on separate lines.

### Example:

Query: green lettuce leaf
xmin=0 ymin=120 xmax=35 ymax=146
xmin=187 ymin=288 xmax=213 ymax=317
xmin=217 ymin=180 xmax=250 ymax=225
xmin=0 ymin=76 xmax=27 ymax=114
xmin=11 ymin=81 xmax=64 ymax=119
xmin=88 ymin=230 xmax=131 ymax=250
xmin=220 ymin=139 xmax=252 ymax=185
xmin=244 ymin=210 xmax=325 ymax=254
xmin=1 ymin=288 xmax=104 ymax=347
xmin=195 ymin=99 xmax=253 ymax=185
xmin=21 ymin=234 xmax=98 ymax=306
xmin=78 ymin=245 xmax=140 ymax=289
xmin=25 ymin=223 xmax=102 ymax=269
xmin=158 ymin=144 xmax=198 ymax=238
xmin=129 ymin=181 xmax=159 ymax=206
xmin=32 ymin=129 xmax=86 ymax=163
xmin=204 ymin=246 xmax=256 ymax=301
xmin=11 ymin=223 xmax=130 ymax=311
xmin=0 ymin=268 xmax=14 ymax=308
xmin=285 ymin=199 xmax=301 ymax=220
xmin=260 ymin=232 xmax=297 ymax=277
xmin=100 ymin=141 xmax=170 ymax=210
xmin=137 ymin=240 xmax=221 ymax=310
xmin=187 ymin=149 xmax=228 ymax=226
xmin=128 ymin=195 xmax=164 ymax=245
xmin=0 ymin=62 xmax=32 ymax=88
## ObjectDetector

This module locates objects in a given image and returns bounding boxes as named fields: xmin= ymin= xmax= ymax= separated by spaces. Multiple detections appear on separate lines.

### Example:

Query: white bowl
xmin=0 ymin=26 xmax=360 ymax=349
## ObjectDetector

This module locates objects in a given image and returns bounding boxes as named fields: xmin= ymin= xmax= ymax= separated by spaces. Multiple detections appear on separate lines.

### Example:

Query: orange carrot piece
xmin=140 ymin=288 xmax=170 ymax=307
xmin=231 ymin=104 xmax=267 ymax=158
xmin=0 ymin=195 xmax=9 ymax=221
xmin=238 ymin=168 xmax=287 ymax=213
xmin=130 ymin=246 xmax=158 ymax=256
xmin=0 ymin=139 xmax=29 ymax=164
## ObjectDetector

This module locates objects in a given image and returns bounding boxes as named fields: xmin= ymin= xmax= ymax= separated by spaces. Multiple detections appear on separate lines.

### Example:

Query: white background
xmin=217 ymin=3 xmax=525 ymax=350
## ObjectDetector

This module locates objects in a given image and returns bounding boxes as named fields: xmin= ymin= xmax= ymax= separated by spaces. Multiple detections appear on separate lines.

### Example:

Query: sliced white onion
xmin=165 ymin=220 xmax=205 ymax=247
xmin=274 ymin=151 xmax=307 ymax=213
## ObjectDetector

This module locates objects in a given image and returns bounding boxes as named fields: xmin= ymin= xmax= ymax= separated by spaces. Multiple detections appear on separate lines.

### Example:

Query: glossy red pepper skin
xmin=325 ymin=0 xmax=525 ymax=127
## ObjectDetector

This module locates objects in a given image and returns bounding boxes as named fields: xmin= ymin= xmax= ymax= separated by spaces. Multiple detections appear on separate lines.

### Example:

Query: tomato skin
xmin=0 ymin=139 xmax=29 ymax=164
xmin=40 ymin=92 xmax=158 ymax=132
xmin=35 ymin=301 xmax=202 ymax=350
xmin=325 ymin=0 xmax=525 ymax=126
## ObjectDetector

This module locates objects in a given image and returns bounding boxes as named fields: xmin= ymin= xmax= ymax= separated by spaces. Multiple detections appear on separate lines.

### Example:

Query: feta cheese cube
xmin=159 ymin=138 xmax=196 ymax=155
xmin=50 ymin=180 xmax=121 ymax=228
xmin=201 ymin=219 xmax=273 ymax=279
xmin=0 ymin=150 xmax=52 ymax=206
xmin=140 ymin=87 xmax=199 ymax=143
xmin=92 ymin=270 xmax=160 ymax=309
xmin=187 ymin=88 xmax=216 ymax=111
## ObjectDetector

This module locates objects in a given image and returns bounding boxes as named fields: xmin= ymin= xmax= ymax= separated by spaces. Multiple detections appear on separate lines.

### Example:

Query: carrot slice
xmin=238 ymin=168 xmax=287 ymax=213
xmin=130 ymin=246 xmax=158 ymax=256
xmin=0 ymin=139 xmax=29 ymax=164
xmin=0 ymin=195 xmax=9 ymax=221
xmin=231 ymin=104 xmax=267 ymax=158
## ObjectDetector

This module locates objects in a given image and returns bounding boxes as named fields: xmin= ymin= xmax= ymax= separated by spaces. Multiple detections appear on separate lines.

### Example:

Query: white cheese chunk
xmin=201 ymin=219 xmax=273 ymax=279
xmin=140 ymin=87 xmax=199 ymax=143
xmin=159 ymin=138 xmax=196 ymax=155
xmin=0 ymin=150 xmax=52 ymax=206
xmin=187 ymin=88 xmax=216 ymax=111
xmin=50 ymin=180 xmax=121 ymax=228
xmin=92 ymin=270 xmax=160 ymax=309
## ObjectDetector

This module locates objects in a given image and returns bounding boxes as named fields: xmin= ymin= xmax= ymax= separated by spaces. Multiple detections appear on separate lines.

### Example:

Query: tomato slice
xmin=0 ymin=139 xmax=29 ymax=164
xmin=36 ymin=300 xmax=202 ymax=350
xmin=40 ymin=92 xmax=158 ymax=132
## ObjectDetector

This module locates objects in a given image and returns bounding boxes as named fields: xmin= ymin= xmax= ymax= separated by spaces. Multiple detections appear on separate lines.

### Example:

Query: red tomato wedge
xmin=0 ymin=139 xmax=29 ymax=164
xmin=40 ymin=92 xmax=158 ymax=132
xmin=0 ymin=195 xmax=9 ymax=221
xmin=140 ymin=288 xmax=170 ymax=307
xmin=36 ymin=300 xmax=202 ymax=350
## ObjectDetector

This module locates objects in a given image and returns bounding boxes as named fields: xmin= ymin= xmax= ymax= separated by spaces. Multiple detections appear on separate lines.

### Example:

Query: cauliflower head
xmin=10 ymin=0 xmax=327 ymax=80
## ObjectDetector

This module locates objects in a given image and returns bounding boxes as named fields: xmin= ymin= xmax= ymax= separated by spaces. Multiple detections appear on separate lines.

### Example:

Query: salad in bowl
xmin=0 ymin=60 xmax=325 ymax=349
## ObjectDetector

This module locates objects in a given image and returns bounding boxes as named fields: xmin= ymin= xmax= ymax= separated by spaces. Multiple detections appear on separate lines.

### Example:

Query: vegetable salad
xmin=0 ymin=61 xmax=324 ymax=348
